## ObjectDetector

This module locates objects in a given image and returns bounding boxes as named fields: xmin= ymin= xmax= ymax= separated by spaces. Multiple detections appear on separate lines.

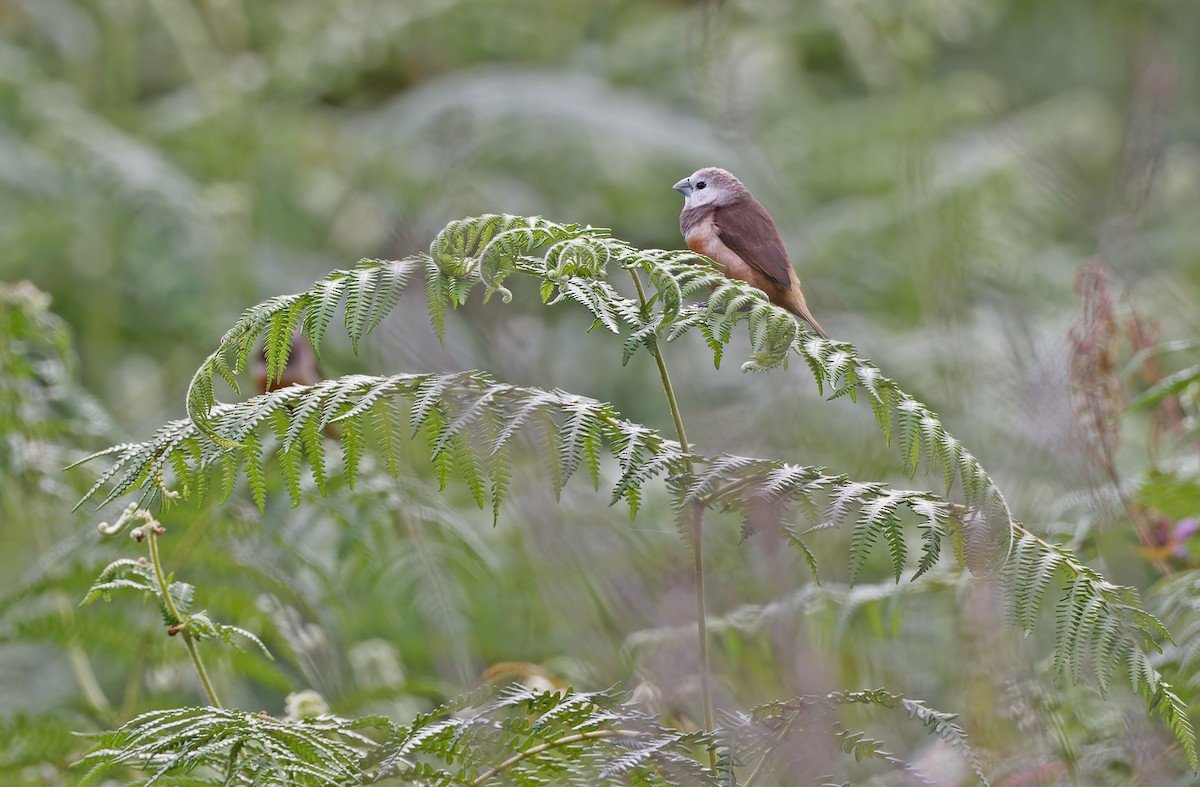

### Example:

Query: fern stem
xmin=147 ymin=524 xmax=223 ymax=709
xmin=470 ymin=729 xmax=641 ymax=785
xmin=182 ymin=631 xmax=222 ymax=708
xmin=628 ymin=269 xmax=716 ymax=746
xmin=685 ymin=504 xmax=715 ymax=734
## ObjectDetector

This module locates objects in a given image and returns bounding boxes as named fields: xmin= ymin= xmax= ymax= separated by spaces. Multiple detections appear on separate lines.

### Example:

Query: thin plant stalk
xmin=146 ymin=524 xmax=223 ymax=709
xmin=628 ymin=269 xmax=715 ymax=744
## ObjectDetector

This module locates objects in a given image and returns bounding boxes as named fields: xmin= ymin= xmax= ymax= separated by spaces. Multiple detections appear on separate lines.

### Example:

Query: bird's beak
xmin=672 ymin=177 xmax=693 ymax=197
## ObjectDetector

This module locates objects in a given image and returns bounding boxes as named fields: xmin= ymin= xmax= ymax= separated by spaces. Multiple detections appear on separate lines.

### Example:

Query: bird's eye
xmin=696 ymin=181 xmax=707 ymax=190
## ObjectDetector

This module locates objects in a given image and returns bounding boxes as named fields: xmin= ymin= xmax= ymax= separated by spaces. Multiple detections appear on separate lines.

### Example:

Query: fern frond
xmin=1128 ymin=649 xmax=1196 ymax=771
xmin=370 ymin=685 xmax=713 ymax=785
xmin=91 ymin=365 xmax=980 ymax=592
xmin=1000 ymin=529 xmax=1197 ymax=768
xmin=78 ymin=707 xmax=390 ymax=786
xmin=186 ymin=216 xmax=1012 ymax=566
xmin=828 ymin=689 xmax=989 ymax=785
xmin=80 ymin=555 xmax=271 ymax=660
xmin=149 ymin=215 xmax=1193 ymax=763
xmin=718 ymin=688 xmax=988 ymax=785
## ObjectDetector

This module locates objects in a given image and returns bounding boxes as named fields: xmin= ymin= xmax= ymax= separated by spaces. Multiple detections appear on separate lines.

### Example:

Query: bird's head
xmin=672 ymin=167 xmax=745 ymax=208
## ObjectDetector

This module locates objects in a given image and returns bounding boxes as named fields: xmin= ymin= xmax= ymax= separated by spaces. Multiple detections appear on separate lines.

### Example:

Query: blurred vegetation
xmin=2 ymin=0 xmax=1200 ymax=784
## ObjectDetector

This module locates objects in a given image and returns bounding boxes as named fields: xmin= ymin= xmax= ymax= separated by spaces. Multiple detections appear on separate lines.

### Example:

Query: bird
xmin=673 ymin=167 xmax=829 ymax=339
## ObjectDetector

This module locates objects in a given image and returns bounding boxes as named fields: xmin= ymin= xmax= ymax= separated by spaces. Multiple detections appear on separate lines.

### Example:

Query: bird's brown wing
xmin=712 ymin=200 xmax=794 ymax=290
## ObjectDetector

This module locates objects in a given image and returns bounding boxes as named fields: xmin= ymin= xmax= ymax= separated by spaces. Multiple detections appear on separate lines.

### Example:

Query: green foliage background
xmin=3 ymin=0 xmax=1200 ymax=783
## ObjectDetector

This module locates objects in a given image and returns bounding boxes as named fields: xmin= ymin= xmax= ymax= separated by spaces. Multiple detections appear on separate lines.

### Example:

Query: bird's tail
xmin=784 ymin=284 xmax=829 ymax=340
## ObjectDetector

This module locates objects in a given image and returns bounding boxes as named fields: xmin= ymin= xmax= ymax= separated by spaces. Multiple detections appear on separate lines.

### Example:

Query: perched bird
xmin=252 ymin=333 xmax=324 ymax=394
xmin=673 ymin=167 xmax=828 ymax=339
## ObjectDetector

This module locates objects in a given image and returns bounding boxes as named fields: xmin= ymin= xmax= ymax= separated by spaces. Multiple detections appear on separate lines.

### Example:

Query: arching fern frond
xmin=154 ymin=214 xmax=1192 ymax=765
xmin=81 ymin=369 xmax=957 ymax=559
xmin=91 ymin=371 xmax=674 ymax=520
xmin=184 ymin=216 xmax=1007 ymax=566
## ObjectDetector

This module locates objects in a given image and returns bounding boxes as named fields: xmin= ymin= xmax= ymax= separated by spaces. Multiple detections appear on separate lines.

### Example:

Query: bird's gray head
xmin=672 ymin=167 xmax=746 ymax=209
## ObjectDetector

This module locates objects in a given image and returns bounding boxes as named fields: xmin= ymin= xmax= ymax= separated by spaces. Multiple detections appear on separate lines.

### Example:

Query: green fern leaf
xmin=339 ymin=408 xmax=364 ymax=489
xmin=343 ymin=267 xmax=376 ymax=353
xmin=302 ymin=277 xmax=346 ymax=355
xmin=264 ymin=299 xmax=305 ymax=388
xmin=365 ymin=258 xmax=417 ymax=336
xmin=911 ymin=497 xmax=948 ymax=579
xmin=372 ymin=396 xmax=402 ymax=478
xmin=243 ymin=428 xmax=267 ymax=512
xmin=270 ymin=408 xmax=303 ymax=506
